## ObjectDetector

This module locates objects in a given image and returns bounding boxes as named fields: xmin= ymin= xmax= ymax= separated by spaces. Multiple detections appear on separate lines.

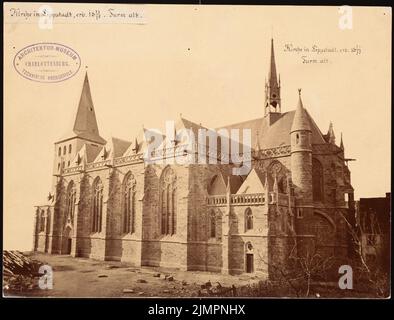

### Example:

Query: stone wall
xmin=33 ymin=142 xmax=351 ymax=278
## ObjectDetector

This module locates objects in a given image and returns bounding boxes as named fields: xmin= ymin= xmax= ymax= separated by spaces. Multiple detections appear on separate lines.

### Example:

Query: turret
xmin=290 ymin=89 xmax=312 ymax=206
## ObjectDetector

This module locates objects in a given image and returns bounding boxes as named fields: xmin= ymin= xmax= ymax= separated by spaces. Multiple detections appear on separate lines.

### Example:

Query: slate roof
xmin=58 ymin=73 xmax=106 ymax=145
xmin=218 ymin=108 xmax=326 ymax=150
xmin=93 ymin=137 xmax=131 ymax=162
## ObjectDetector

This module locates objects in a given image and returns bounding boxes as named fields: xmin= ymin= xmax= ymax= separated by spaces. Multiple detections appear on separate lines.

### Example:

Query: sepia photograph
xmin=3 ymin=3 xmax=391 ymax=302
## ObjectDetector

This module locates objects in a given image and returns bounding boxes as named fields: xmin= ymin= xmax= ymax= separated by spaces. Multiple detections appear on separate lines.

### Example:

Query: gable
xmin=237 ymin=168 xmax=266 ymax=194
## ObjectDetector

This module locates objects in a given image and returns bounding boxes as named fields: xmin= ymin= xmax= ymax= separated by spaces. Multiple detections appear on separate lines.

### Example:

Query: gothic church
xmin=33 ymin=39 xmax=354 ymax=277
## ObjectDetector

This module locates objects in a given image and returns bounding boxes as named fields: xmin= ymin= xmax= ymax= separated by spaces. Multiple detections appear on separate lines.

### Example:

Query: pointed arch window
xmin=66 ymin=181 xmax=76 ymax=223
xmin=160 ymin=167 xmax=177 ymax=235
xmin=123 ymin=172 xmax=136 ymax=234
xmin=312 ymin=158 xmax=324 ymax=201
xmin=245 ymin=207 xmax=253 ymax=231
xmin=210 ymin=211 xmax=216 ymax=238
xmin=92 ymin=178 xmax=103 ymax=233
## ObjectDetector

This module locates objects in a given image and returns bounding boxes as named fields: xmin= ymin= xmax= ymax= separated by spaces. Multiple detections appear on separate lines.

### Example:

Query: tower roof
xmin=268 ymin=38 xmax=278 ymax=87
xmin=59 ymin=73 xmax=106 ymax=144
xmin=290 ymin=89 xmax=311 ymax=133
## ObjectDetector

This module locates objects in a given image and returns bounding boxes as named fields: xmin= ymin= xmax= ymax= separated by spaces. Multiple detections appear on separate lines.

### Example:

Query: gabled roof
xmin=219 ymin=168 xmax=245 ymax=194
xmin=93 ymin=137 xmax=131 ymax=162
xmin=208 ymin=169 xmax=245 ymax=195
xmin=71 ymin=143 xmax=103 ymax=165
xmin=236 ymin=168 xmax=266 ymax=194
xmin=207 ymin=173 xmax=227 ymax=195
xmin=123 ymin=127 xmax=167 ymax=157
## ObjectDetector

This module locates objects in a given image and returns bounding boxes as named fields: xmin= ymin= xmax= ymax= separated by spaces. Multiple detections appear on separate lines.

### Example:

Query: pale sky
xmin=4 ymin=5 xmax=391 ymax=250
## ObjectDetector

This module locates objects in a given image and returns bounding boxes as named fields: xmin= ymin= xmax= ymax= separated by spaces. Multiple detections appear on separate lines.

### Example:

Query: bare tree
xmin=258 ymin=239 xmax=335 ymax=297
xmin=339 ymin=210 xmax=389 ymax=297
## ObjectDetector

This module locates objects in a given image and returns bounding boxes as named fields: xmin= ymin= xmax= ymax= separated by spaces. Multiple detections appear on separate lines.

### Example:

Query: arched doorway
xmin=245 ymin=242 xmax=254 ymax=273
xmin=62 ymin=226 xmax=72 ymax=255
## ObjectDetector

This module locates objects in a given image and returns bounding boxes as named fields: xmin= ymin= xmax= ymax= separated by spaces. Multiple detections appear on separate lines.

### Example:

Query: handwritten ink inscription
xmin=6 ymin=5 xmax=146 ymax=25
xmin=284 ymin=43 xmax=362 ymax=64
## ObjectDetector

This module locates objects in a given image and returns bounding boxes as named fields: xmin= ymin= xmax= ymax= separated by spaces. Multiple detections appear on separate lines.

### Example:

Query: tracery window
xmin=123 ymin=172 xmax=136 ymax=234
xmin=92 ymin=177 xmax=103 ymax=233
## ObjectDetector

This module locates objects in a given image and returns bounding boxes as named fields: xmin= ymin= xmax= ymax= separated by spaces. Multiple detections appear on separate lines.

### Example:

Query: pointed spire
xmin=71 ymin=72 xmax=106 ymax=144
xmin=268 ymin=38 xmax=278 ymax=86
xmin=265 ymin=38 xmax=281 ymax=115
xmin=132 ymin=137 xmax=139 ymax=153
xmin=340 ymin=132 xmax=344 ymax=150
xmin=327 ymin=122 xmax=336 ymax=144
xmin=291 ymin=89 xmax=311 ymax=133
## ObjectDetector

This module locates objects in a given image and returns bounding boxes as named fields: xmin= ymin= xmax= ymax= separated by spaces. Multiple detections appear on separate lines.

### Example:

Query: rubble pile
xmin=3 ymin=251 xmax=43 ymax=293
xmin=197 ymin=281 xmax=237 ymax=297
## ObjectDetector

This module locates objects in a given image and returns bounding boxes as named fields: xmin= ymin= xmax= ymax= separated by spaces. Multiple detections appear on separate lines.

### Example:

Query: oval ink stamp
xmin=13 ymin=43 xmax=81 ymax=83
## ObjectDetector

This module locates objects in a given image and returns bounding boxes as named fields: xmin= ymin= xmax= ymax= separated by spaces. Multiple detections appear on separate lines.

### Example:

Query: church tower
xmin=52 ymin=73 xmax=106 ymax=183
xmin=264 ymin=38 xmax=281 ymax=116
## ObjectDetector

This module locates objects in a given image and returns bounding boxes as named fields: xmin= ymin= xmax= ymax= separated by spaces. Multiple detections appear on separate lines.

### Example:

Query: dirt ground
xmin=5 ymin=252 xmax=260 ymax=298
